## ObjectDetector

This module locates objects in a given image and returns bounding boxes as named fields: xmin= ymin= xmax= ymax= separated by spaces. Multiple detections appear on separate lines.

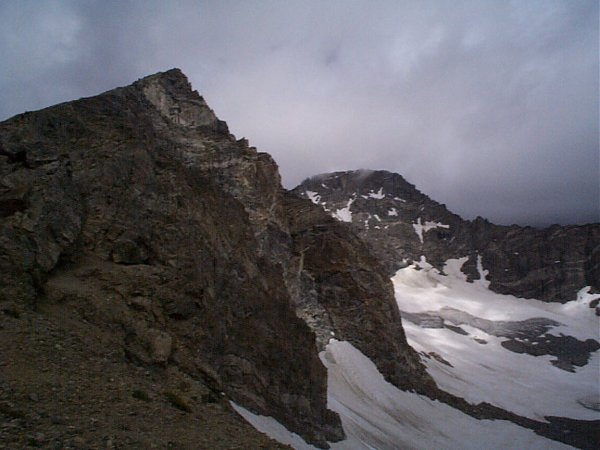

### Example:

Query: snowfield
xmin=392 ymin=258 xmax=600 ymax=422
xmin=234 ymin=339 xmax=576 ymax=449
xmin=234 ymin=257 xmax=599 ymax=449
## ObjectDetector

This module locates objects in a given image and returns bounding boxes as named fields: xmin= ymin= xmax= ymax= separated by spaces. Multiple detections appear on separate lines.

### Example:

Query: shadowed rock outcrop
xmin=283 ymin=192 xmax=433 ymax=392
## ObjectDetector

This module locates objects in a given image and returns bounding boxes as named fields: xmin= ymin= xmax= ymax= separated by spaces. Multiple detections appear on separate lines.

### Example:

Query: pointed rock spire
xmin=135 ymin=68 xmax=228 ymax=132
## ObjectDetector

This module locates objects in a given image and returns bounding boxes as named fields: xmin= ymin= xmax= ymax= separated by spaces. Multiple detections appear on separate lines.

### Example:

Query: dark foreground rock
xmin=0 ymin=304 xmax=292 ymax=450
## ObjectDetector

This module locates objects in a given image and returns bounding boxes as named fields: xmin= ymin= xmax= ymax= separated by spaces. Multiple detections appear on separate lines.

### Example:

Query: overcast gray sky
xmin=0 ymin=0 xmax=598 ymax=226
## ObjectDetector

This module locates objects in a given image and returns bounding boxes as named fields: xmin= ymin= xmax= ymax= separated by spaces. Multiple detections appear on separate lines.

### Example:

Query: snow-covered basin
xmin=232 ymin=256 xmax=597 ymax=449
xmin=392 ymin=257 xmax=600 ymax=422
xmin=233 ymin=339 xmax=574 ymax=449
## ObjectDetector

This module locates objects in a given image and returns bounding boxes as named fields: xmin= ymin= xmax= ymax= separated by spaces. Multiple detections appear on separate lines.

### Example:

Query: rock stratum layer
xmin=295 ymin=170 xmax=599 ymax=304
xmin=0 ymin=70 xmax=431 ymax=448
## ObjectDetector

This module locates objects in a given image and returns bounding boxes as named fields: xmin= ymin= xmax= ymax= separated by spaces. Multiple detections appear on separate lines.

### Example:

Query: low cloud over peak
xmin=0 ymin=0 xmax=597 ymax=226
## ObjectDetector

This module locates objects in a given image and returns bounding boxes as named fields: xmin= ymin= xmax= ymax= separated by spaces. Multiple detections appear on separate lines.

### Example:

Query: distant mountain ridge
xmin=294 ymin=169 xmax=600 ymax=304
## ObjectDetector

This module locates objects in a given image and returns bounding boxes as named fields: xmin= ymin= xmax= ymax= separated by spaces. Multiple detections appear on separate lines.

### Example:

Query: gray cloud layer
xmin=0 ymin=0 xmax=597 ymax=226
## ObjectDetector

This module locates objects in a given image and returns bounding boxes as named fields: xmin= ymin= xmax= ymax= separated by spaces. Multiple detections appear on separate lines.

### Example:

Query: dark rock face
xmin=294 ymin=170 xmax=599 ymax=302
xmin=283 ymin=193 xmax=433 ymax=392
xmin=0 ymin=70 xmax=431 ymax=447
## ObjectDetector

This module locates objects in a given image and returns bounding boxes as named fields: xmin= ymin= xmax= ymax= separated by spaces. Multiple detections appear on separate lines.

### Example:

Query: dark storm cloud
xmin=0 ymin=0 xmax=597 ymax=226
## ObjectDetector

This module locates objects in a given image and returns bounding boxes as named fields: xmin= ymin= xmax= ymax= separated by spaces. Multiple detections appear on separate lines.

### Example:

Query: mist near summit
xmin=0 ymin=0 xmax=597 ymax=226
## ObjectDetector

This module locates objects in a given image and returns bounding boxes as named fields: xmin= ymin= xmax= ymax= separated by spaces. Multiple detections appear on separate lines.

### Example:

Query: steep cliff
xmin=283 ymin=192 xmax=433 ymax=392
xmin=0 ymin=70 xmax=431 ymax=447
xmin=295 ymin=170 xmax=599 ymax=304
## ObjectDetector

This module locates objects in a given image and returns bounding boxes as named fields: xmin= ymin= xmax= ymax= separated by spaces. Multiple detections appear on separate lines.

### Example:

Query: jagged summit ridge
xmin=302 ymin=169 xmax=425 ymax=202
xmin=295 ymin=169 xmax=600 ymax=303
xmin=135 ymin=69 xmax=228 ymax=132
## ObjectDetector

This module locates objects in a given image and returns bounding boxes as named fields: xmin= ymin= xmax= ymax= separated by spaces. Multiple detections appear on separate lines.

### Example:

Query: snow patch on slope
xmin=368 ymin=187 xmax=385 ymax=199
xmin=474 ymin=254 xmax=490 ymax=288
xmin=412 ymin=218 xmax=450 ymax=243
xmin=361 ymin=187 xmax=385 ymax=200
xmin=305 ymin=190 xmax=321 ymax=205
xmin=333 ymin=197 xmax=355 ymax=223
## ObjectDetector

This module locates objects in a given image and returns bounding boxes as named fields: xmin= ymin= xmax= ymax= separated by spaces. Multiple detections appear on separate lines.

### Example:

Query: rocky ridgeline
xmin=0 ymin=70 xmax=432 ymax=447
xmin=295 ymin=170 xmax=600 ymax=304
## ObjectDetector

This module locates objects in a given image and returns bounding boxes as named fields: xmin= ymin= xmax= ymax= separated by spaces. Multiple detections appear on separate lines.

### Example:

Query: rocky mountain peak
xmin=295 ymin=170 xmax=599 ymax=303
xmin=0 ymin=71 xmax=434 ymax=448
xmin=302 ymin=169 xmax=422 ymax=201
xmin=134 ymin=68 xmax=227 ymax=132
